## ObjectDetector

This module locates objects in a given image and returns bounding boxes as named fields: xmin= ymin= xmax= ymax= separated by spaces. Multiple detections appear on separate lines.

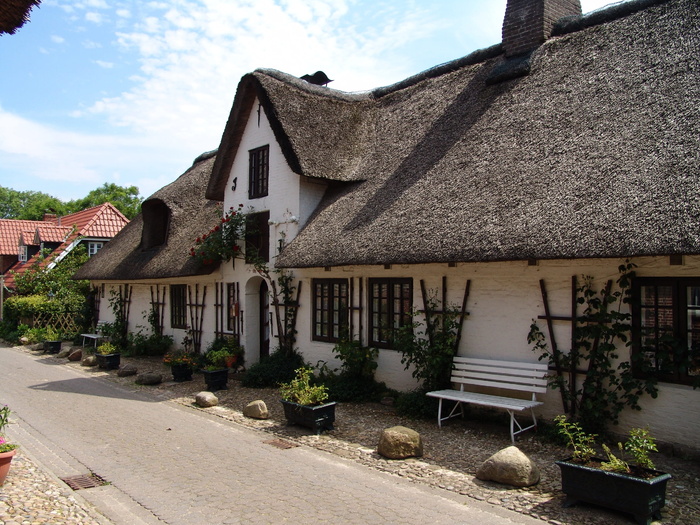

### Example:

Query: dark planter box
xmin=170 ymin=364 xmax=194 ymax=382
xmin=556 ymin=459 xmax=671 ymax=525
xmin=203 ymin=368 xmax=228 ymax=391
xmin=96 ymin=353 xmax=121 ymax=370
xmin=44 ymin=341 xmax=62 ymax=354
xmin=281 ymin=400 xmax=336 ymax=435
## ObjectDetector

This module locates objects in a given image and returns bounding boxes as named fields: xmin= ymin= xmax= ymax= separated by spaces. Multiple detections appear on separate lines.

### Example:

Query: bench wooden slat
xmin=453 ymin=356 xmax=548 ymax=371
xmin=451 ymin=371 xmax=548 ymax=391
xmin=426 ymin=390 xmax=543 ymax=411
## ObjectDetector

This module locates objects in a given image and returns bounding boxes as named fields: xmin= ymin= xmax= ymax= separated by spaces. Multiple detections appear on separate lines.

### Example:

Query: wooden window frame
xmin=312 ymin=279 xmax=349 ymax=343
xmin=170 ymin=284 xmax=188 ymax=329
xmin=631 ymin=276 xmax=700 ymax=386
xmin=245 ymin=211 xmax=270 ymax=263
xmin=368 ymin=277 xmax=413 ymax=349
xmin=248 ymin=145 xmax=269 ymax=199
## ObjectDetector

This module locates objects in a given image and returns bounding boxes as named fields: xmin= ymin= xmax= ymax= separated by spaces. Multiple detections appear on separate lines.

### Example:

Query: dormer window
xmin=141 ymin=199 xmax=171 ymax=249
xmin=18 ymin=245 xmax=27 ymax=262
xmin=88 ymin=242 xmax=104 ymax=256
xmin=249 ymin=145 xmax=269 ymax=199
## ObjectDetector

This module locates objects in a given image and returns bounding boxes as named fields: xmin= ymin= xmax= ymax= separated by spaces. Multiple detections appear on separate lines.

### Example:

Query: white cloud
xmin=85 ymin=12 xmax=104 ymax=24
xmin=95 ymin=60 xmax=114 ymax=68
xmin=0 ymin=107 xmax=183 ymax=200
xmin=51 ymin=35 xmax=66 ymax=44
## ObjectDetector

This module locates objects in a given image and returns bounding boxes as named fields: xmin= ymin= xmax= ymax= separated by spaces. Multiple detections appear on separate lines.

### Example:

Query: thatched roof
xmin=209 ymin=0 xmax=699 ymax=268
xmin=74 ymin=153 xmax=222 ymax=281
xmin=0 ymin=0 xmax=40 ymax=35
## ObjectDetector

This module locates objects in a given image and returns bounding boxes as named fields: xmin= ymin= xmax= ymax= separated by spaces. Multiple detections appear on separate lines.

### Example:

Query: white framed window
xmin=18 ymin=245 xmax=28 ymax=262
xmin=88 ymin=242 xmax=104 ymax=256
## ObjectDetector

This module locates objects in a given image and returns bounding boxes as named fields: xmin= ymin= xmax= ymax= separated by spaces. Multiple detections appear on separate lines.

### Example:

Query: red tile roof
xmin=2 ymin=203 xmax=129 ymax=289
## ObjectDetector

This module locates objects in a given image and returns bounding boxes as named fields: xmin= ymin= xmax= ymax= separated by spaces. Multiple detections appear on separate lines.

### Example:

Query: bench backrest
xmin=96 ymin=321 xmax=109 ymax=334
xmin=451 ymin=356 xmax=548 ymax=398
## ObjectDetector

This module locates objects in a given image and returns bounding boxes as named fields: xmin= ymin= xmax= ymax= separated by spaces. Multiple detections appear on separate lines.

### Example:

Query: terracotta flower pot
xmin=0 ymin=449 xmax=17 ymax=486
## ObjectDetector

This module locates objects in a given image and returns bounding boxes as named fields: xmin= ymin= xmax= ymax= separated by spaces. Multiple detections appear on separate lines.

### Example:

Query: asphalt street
xmin=1 ymin=346 xmax=543 ymax=524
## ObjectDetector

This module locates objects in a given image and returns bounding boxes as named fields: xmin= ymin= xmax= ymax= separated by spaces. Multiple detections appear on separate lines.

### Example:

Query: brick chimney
xmin=502 ymin=0 xmax=582 ymax=57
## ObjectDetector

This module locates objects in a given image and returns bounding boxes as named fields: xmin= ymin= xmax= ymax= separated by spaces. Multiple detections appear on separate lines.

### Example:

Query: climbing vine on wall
xmin=529 ymin=262 xmax=658 ymax=434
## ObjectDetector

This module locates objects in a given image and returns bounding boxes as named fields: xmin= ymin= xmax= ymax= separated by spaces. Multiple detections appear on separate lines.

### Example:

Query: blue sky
xmin=0 ymin=0 xmax=620 ymax=202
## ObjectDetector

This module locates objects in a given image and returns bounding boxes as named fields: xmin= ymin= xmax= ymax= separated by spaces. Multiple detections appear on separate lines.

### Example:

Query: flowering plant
xmin=0 ymin=405 xmax=18 ymax=453
xmin=163 ymin=349 xmax=198 ymax=368
xmin=190 ymin=204 xmax=246 ymax=265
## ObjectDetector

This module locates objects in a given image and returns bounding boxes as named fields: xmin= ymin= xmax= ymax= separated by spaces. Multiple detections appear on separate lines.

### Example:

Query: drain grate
xmin=60 ymin=473 xmax=108 ymax=491
xmin=264 ymin=438 xmax=298 ymax=450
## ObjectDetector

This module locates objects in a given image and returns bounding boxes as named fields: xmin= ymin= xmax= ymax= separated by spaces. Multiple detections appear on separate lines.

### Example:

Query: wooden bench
xmin=426 ymin=357 xmax=548 ymax=443
xmin=80 ymin=321 xmax=110 ymax=347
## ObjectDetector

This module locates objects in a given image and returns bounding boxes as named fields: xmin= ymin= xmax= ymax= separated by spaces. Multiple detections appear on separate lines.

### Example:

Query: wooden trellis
xmin=149 ymin=285 xmax=167 ymax=336
xmin=214 ymin=282 xmax=242 ymax=341
xmin=418 ymin=276 xmax=471 ymax=352
xmin=187 ymin=284 xmax=207 ymax=353
xmin=34 ymin=312 xmax=79 ymax=335
xmin=537 ymin=276 xmax=614 ymax=417
xmin=270 ymin=279 xmax=301 ymax=353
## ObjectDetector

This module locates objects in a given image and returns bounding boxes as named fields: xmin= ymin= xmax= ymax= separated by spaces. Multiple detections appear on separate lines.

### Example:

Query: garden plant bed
xmin=15 ymin=345 xmax=700 ymax=525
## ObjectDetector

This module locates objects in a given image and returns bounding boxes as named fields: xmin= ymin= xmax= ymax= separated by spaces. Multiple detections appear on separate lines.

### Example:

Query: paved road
xmin=1 ymin=346 xmax=542 ymax=525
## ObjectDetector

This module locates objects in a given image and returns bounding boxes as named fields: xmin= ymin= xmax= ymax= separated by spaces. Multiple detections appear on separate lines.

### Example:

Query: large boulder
xmin=243 ymin=400 xmax=269 ymax=419
xmin=67 ymin=349 xmax=83 ymax=361
xmin=476 ymin=446 xmax=540 ymax=487
xmin=135 ymin=372 xmax=162 ymax=385
xmin=377 ymin=426 xmax=423 ymax=459
xmin=81 ymin=355 xmax=98 ymax=367
xmin=195 ymin=391 xmax=218 ymax=408
xmin=57 ymin=348 xmax=72 ymax=359
xmin=118 ymin=364 xmax=138 ymax=377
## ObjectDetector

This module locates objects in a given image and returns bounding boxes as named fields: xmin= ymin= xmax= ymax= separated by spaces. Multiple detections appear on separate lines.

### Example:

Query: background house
xmin=1 ymin=203 xmax=129 ymax=291
xmin=76 ymin=0 xmax=700 ymax=450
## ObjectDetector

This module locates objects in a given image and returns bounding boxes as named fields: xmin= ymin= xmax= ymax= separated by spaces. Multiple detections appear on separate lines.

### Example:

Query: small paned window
xmin=368 ymin=278 xmax=413 ymax=349
xmin=170 ymin=284 xmax=188 ymax=329
xmin=249 ymin=145 xmax=269 ymax=199
xmin=632 ymin=277 xmax=700 ymax=386
xmin=18 ymin=245 xmax=27 ymax=262
xmin=88 ymin=242 xmax=104 ymax=256
xmin=312 ymin=279 xmax=349 ymax=342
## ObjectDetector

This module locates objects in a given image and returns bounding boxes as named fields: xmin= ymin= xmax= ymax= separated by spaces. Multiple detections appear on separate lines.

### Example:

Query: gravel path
xmin=2 ymin=343 xmax=699 ymax=524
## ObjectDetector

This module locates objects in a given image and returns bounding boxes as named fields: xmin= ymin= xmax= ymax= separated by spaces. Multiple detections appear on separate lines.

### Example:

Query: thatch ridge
xmin=553 ymin=0 xmax=673 ymax=35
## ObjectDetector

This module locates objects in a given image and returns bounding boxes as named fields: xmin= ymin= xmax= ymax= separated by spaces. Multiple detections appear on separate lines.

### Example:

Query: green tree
xmin=0 ymin=186 xmax=66 ymax=220
xmin=65 ymin=183 xmax=142 ymax=219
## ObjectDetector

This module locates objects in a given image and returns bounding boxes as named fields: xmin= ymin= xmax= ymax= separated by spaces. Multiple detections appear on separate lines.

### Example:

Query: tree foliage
xmin=64 ymin=183 xmax=142 ymax=219
xmin=0 ymin=186 xmax=66 ymax=219
xmin=0 ymin=183 xmax=142 ymax=220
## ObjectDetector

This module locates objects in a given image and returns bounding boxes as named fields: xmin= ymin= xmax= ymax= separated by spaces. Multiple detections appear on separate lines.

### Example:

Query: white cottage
xmin=76 ymin=0 xmax=700 ymax=450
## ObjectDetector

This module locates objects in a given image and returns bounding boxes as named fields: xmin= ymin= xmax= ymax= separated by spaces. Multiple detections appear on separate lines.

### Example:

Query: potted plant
xmin=163 ymin=350 xmax=197 ymax=382
xmin=202 ymin=349 xmax=232 ymax=391
xmin=43 ymin=326 xmax=62 ymax=354
xmin=554 ymin=415 xmax=671 ymax=525
xmin=279 ymin=367 xmax=335 ymax=434
xmin=95 ymin=342 xmax=121 ymax=370
xmin=0 ymin=405 xmax=19 ymax=486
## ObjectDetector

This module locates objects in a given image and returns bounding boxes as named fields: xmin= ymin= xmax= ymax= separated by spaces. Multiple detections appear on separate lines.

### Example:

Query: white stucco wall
xmin=291 ymin=256 xmax=700 ymax=450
